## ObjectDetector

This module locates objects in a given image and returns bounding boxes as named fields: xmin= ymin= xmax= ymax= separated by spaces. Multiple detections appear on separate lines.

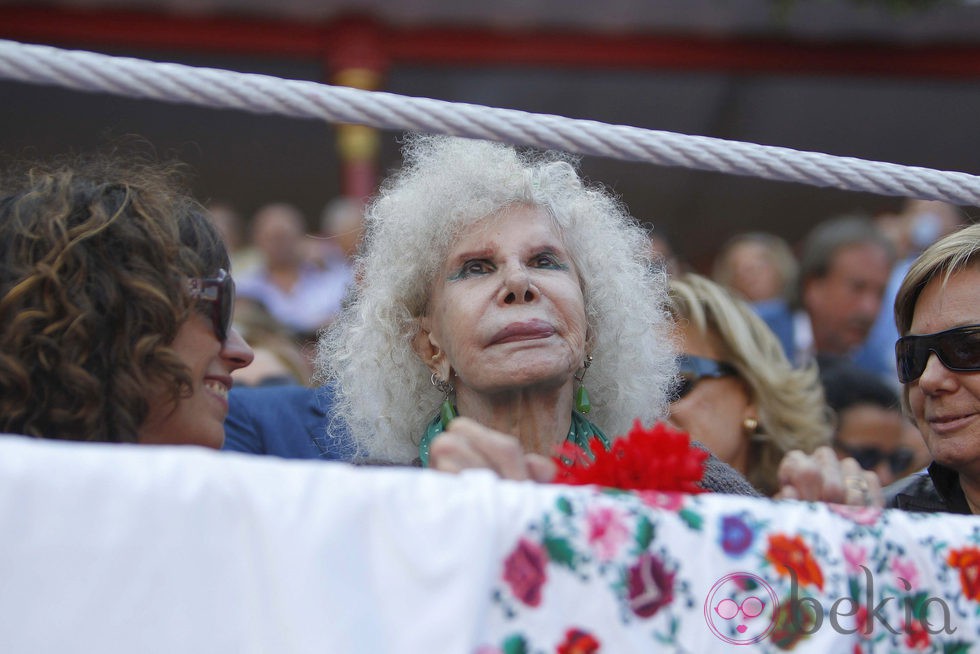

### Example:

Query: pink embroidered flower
xmin=637 ymin=490 xmax=684 ymax=512
xmin=891 ymin=557 xmax=919 ymax=590
xmin=842 ymin=542 xmax=867 ymax=574
xmin=586 ymin=505 xmax=629 ymax=562
xmin=503 ymin=538 xmax=548 ymax=607
xmin=828 ymin=504 xmax=882 ymax=526
xmin=627 ymin=552 xmax=675 ymax=618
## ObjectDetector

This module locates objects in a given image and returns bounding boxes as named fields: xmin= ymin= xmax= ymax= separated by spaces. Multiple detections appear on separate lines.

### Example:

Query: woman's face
xmin=907 ymin=266 xmax=980 ymax=478
xmin=417 ymin=204 xmax=588 ymax=400
xmin=726 ymin=241 xmax=782 ymax=303
xmin=139 ymin=313 xmax=254 ymax=448
xmin=668 ymin=323 xmax=757 ymax=474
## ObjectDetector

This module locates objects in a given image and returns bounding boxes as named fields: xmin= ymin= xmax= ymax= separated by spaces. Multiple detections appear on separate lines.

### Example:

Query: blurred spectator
xmin=713 ymin=232 xmax=797 ymax=304
xmin=231 ymin=299 xmax=313 ymax=387
xmin=236 ymin=203 xmax=353 ymax=338
xmin=206 ymin=201 xmax=261 ymax=277
xmin=302 ymin=197 xmax=365 ymax=270
xmin=853 ymin=200 xmax=963 ymax=383
xmin=795 ymin=214 xmax=894 ymax=370
xmin=820 ymin=361 xmax=911 ymax=487
xmin=713 ymin=232 xmax=798 ymax=359
xmin=321 ymin=196 xmax=365 ymax=260
xmin=647 ymin=229 xmax=686 ymax=277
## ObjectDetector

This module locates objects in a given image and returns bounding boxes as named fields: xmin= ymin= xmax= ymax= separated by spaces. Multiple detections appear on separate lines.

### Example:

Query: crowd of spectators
xmin=194 ymin=160 xmax=967 ymax=499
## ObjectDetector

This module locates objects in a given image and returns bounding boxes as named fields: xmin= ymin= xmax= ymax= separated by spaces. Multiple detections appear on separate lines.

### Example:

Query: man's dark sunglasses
xmin=188 ymin=269 xmax=235 ymax=342
xmin=835 ymin=441 xmax=915 ymax=476
xmin=895 ymin=324 xmax=980 ymax=383
xmin=673 ymin=354 xmax=739 ymax=401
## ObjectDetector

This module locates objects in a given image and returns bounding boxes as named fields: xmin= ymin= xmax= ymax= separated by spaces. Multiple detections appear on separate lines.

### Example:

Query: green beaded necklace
xmin=418 ymin=409 xmax=610 ymax=467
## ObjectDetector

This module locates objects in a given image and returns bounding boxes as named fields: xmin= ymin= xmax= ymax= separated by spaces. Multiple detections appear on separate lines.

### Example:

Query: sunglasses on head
xmin=834 ymin=441 xmax=915 ymax=476
xmin=188 ymin=268 xmax=235 ymax=342
xmin=673 ymin=354 xmax=739 ymax=401
xmin=895 ymin=324 xmax=980 ymax=384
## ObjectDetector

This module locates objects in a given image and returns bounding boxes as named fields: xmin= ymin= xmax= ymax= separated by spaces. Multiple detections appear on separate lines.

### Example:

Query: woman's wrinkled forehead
xmin=443 ymin=203 xmax=571 ymax=263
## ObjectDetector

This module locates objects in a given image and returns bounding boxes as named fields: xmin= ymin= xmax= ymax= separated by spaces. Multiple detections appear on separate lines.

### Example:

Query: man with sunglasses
xmin=820 ymin=362 xmax=913 ymax=487
xmin=886 ymin=222 xmax=980 ymax=514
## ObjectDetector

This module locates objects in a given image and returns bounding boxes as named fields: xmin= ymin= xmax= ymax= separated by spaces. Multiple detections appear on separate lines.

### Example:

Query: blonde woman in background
xmin=667 ymin=274 xmax=865 ymax=498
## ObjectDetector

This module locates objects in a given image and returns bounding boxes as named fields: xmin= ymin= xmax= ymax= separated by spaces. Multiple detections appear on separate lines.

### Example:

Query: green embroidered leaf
xmin=635 ymin=516 xmax=655 ymax=550
xmin=502 ymin=634 xmax=528 ymax=654
xmin=678 ymin=508 xmax=703 ymax=531
xmin=848 ymin=577 xmax=861 ymax=602
xmin=556 ymin=496 xmax=573 ymax=516
xmin=544 ymin=536 xmax=577 ymax=570
xmin=909 ymin=591 xmax=931 ymax=620
xmin=943 ymin=642 xmax=972 ymax=654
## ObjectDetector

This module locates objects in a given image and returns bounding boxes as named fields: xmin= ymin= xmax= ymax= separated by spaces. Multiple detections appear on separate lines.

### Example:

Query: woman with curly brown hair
xmin=0 ymin=154 xmax=253 ymax=446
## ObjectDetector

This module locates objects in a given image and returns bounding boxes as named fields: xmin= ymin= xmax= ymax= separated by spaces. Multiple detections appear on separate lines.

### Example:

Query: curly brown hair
xmin=0 ymin=154 xmax=229 ymax=441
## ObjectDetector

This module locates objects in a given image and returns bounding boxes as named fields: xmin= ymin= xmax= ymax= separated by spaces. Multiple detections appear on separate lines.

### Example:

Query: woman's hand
xmin=428 ymin=417 xmax=557 ymax=482
xmin=774 ymin=446 xmax=883 ymax=506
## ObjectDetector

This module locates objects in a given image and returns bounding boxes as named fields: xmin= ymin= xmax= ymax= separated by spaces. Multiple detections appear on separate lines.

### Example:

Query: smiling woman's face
xmin=907 ymin=266 xmax=980 ymax=479
xmin=415 ymin=204 xmax=588 ymax=402
xmin=139 ymin=312 xmax=254 ymax=448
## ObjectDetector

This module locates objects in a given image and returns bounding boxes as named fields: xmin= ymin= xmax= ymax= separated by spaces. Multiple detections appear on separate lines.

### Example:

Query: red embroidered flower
xmin=947 ymin=546 xmax=980 ymax=602
xmin=854 ymin=605 xmax=870 ymax=637
xmin=627 ymin=552 xmax=675 ymax=618
xmin=765 ymin=534 xmax=824 ymax=590
xmin=555 ymin=628 xmax=600 ymax=654
xmin=553 ymin=420 xmax=708 ymax=493
xmin=903 ymin=619 xmax=930 ymax=649
xmin=769 ymin=596 xmax=818 ymax=650
xmin=503 ymin=537 xmax=548 ymax=607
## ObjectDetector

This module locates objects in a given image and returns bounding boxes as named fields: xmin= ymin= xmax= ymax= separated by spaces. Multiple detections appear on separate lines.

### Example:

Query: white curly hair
xmin=316 ymin=135 xmax=677 ymax=463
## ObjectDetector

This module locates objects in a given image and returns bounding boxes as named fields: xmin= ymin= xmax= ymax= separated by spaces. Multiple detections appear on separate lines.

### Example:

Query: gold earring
xmin=742 ymin=417 xmax=759 ymax=435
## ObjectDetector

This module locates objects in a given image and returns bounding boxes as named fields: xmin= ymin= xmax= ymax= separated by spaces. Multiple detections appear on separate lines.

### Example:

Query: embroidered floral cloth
xmin=1 ymin=435 xmax=978 ymax=653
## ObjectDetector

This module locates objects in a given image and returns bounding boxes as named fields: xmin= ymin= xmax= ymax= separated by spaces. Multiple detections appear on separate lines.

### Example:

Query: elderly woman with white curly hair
xmin=317 ymin=135 xmax=749 ymax=491
xmin=316 ymin=135 xmax=865 ymax=499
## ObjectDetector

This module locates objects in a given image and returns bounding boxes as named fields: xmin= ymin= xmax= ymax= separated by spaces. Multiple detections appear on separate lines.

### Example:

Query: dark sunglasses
xmin=834 ymin=441 xmax=915 ymax=475
xmin=895 ymin=324 xmax=980 ymax=383
xmin=188 ymin=269 xmax=235 ymax=342
xmin=673 ymin=354 xmax=739 ymax=401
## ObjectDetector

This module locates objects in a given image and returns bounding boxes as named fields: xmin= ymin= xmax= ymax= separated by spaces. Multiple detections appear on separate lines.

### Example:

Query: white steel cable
xmin=1 ymin=38 xmax=979 ymax=206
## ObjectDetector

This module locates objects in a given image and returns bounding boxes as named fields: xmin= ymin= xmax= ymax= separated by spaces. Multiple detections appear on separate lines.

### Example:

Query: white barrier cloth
xmin=1 ymin=435 xmax=978 ymax=653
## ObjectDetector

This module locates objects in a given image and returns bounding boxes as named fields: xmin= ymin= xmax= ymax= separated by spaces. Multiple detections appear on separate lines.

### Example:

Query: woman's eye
xmin=533 ymin=253 xmax=563 ymax=269
xmin=462 ymin=260 xmax=492 ymax=275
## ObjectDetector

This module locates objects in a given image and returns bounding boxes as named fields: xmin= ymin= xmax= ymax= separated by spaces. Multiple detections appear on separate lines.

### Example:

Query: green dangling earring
xmin=431 ymin=372 xmax=456 ymax=429
xmin=574 ymin=355 xmax=593 ymax=414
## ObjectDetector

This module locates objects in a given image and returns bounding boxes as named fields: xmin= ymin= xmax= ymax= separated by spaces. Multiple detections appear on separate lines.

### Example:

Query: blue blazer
xmin=223 ymin=384 xmax=353 ymax=460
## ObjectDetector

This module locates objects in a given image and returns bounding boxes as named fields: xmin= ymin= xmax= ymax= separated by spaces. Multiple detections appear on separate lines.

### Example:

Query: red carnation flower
xmin=553 ymin=420 xmax=708 ymax=493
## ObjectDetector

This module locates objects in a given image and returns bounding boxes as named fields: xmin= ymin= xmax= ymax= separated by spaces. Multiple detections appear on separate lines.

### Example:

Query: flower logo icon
xmin=704 ymin=572 xmax=779 ymax=645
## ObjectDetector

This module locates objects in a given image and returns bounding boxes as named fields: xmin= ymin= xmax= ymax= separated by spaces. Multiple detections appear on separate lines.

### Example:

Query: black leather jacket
xmin=885 ymin=462 xmax=972 ymax=514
